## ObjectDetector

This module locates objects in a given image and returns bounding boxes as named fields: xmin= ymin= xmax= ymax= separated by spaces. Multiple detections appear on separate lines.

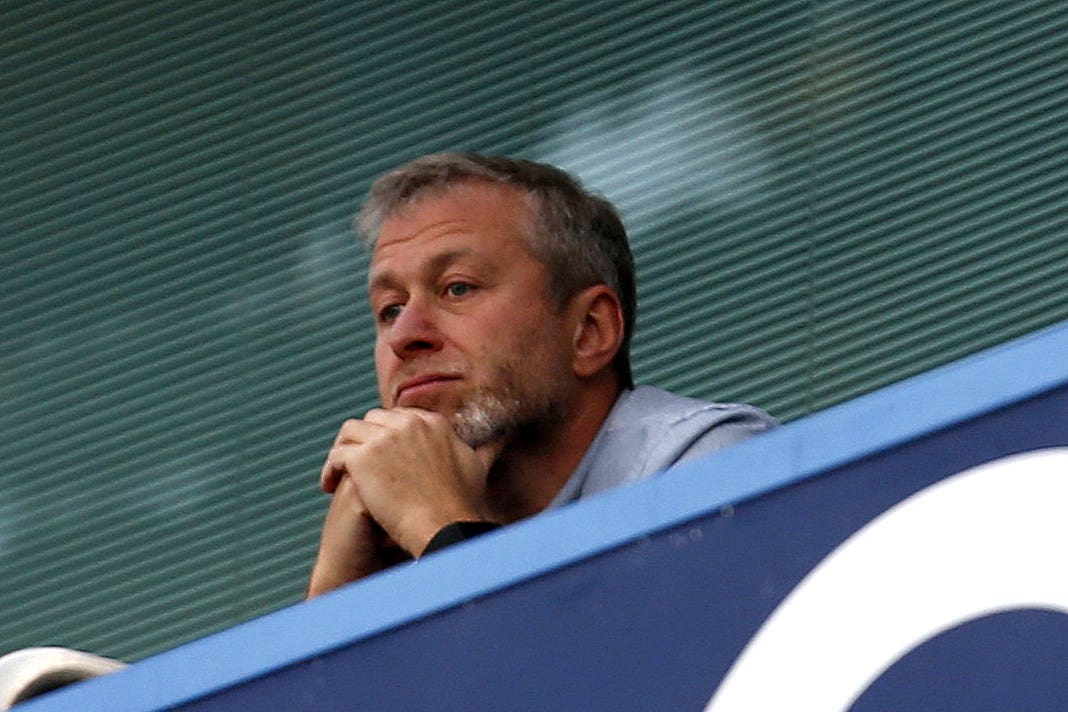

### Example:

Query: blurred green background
xmin=2 ymin=0 xmax=1066 ymax=660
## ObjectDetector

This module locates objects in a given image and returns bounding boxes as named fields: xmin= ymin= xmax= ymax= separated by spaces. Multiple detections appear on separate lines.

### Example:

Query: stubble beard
xmin=451 ymin=390 xmax=524 ymax=447
xmin=451 ymin=356 xmax=571 ymax=449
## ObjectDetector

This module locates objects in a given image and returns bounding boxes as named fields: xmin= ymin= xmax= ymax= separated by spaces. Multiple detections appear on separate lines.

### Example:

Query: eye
xmin=445 ymin=281 xmax=475 ymax=298
xmin=377 ymin=303 xmax=403 ymax=324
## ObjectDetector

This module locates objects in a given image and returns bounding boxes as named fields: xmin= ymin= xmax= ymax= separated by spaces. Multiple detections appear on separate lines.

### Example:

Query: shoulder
xmin=578 ymin=386 xmax=776 ymax=496
xmin=609 ymin=385 xmax=776 ymax=436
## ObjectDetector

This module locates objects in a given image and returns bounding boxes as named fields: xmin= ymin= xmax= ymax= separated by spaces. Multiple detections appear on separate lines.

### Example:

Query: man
xmin=307 ymin=153 xmax=775 ymax=597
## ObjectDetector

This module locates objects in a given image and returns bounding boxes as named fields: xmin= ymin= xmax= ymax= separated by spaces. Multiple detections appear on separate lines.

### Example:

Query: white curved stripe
xmin=706 ymin=447 xmax=1068 ymax=712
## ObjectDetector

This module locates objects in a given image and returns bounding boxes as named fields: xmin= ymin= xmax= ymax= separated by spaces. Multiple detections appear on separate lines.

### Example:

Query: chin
xmin=396 ymin=393 xmax=461 ymax=416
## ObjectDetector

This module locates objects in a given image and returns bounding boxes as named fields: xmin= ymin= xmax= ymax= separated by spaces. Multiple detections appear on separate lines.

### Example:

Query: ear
xmin=568 ymin=285 xmax=625 ymax=379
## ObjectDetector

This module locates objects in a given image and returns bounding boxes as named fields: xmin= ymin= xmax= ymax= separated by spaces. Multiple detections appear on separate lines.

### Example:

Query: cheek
xmin=373 ymin=343 xmax=394 ymax=404
xmin=507 ymin=316 xmax=571 ymax=369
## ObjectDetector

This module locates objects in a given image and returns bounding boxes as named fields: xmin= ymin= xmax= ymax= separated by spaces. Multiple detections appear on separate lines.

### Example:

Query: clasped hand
xmin=308 ymin=408 xmax=499 ymax=596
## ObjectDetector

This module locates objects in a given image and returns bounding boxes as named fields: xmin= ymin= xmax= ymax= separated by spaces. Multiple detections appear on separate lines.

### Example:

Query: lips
xmin=394 ymin=373 xmax=462 ymax=404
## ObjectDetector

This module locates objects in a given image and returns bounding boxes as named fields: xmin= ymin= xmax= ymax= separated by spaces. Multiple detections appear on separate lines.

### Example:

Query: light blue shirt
xmin=547 ymin=385 xmax=777 ymax=508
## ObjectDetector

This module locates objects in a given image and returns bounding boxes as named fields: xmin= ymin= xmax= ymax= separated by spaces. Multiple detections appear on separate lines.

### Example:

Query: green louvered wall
xmin=2 ymin=0 xmax=1066 ymax=661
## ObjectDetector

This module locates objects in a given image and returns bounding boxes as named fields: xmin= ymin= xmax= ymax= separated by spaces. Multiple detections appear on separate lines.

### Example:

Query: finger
xmin=331 ymin=470 xmax=362 ymax=503
xmin=320 ymin=457 xmax=344 ymax=493
xmin=320 ymin=443 xmax=362 ymax=493
xmin=360 ymin=407 xmax=395 ymax=425
xmin=363 ymin=406 xmax=449 ymax=431
xmin=336 ymin=416 xmax=387 ymax=445
xmin=322 ymin=416 xmax=389 ymax=492
xmin=474 ymin=438 xmax=506 ymax=473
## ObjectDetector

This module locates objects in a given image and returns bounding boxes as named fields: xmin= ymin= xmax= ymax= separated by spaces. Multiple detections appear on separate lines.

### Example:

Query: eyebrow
xmin=368 ymin=248 xmax=480 ymax=295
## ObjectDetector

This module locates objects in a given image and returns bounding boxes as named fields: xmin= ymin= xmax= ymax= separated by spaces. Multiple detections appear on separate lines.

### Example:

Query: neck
xmin=484 ymin=375 xmax=622 ymax=523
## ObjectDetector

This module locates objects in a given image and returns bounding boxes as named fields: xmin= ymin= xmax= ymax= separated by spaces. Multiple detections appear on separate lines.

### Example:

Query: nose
xmin=386 ymin=299 xmax=444 ymax=358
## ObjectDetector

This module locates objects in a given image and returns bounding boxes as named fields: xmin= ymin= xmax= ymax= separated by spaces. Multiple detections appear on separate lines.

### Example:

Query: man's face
xmin=368 ymin=181 xmax=576 ymax=447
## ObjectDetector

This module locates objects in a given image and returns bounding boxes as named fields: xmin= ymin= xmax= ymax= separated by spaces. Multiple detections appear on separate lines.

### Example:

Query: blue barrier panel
xmin=20 ymin=319 xmax=1068 ymax=711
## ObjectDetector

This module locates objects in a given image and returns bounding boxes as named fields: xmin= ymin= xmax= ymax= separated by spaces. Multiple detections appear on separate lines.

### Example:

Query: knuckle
xmin=336 ymin=418 xmax=360 ymax=440
xmin=410 ymin=407 xmax=447 ymax=427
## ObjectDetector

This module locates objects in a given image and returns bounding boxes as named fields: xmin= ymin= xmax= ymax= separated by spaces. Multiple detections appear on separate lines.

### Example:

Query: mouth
xmin=394 ymin=373 xmax=463 ymax=405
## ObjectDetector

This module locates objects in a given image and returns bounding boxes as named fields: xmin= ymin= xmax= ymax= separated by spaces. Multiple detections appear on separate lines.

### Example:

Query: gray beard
xmin=451 ymin=390 xmax=526 ymax=448
xmin=451 ymin=386 xmax=565 ymax=449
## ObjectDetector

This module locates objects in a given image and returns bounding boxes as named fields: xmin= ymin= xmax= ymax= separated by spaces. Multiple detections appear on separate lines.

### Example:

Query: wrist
xmin=420 ymin=521 xmax=501 ymax=556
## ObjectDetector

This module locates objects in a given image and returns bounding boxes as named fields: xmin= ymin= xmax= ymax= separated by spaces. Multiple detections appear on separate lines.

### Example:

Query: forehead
xmin=368 ymin=182 xmax=538 ymax=275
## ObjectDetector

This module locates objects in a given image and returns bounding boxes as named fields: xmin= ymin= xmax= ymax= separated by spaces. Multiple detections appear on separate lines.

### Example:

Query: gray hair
xmin=357 ymin=153 xmax=637 ymax=389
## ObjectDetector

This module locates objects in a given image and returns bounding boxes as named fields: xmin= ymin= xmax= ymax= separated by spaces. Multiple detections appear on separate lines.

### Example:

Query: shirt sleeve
xmin=421 ymin=521 xmax=502 ymax=555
